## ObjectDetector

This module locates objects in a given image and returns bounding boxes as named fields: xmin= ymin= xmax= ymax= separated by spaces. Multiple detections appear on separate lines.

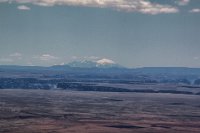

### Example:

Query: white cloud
xmin=72 ymin=55 xmax=100 ymax=61
xmin=9 ymin=52 xmax=22 ymax=57
xmin=84 ymin=56 xmax=100 ymax=60
xmin=190 ymin=8 xmax=200 ymax=13
xmin=71 ymin=56 xmax=78 ymax=60
xmin=9 ymin=52 xmax=22 ymax=60
xmin=0 ymin=58 xmax=13 ymax=62
xmin=193 ymin=57 xmax=199 ymax=60
xmin=0 ymin=0 xmax=179 ymax=14
xmin=17 ymin=5 xmax=31 ymax=10
xmin=176 ymin=0 xmax=190 ymax=6
xmin=33 ymin=54 xmax=59 ymax=61
xmin=26 ymin=62 xmax=34 ymax=66
xmin=0 ymin=52 xmax=23 ymax=63
xmin=60 ymin=62 xmax=65 ymax=65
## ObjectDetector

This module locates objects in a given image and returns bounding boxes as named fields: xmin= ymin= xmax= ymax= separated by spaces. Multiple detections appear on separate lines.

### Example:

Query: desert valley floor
xmin=0 ymin=89 xmax=200 ymax=133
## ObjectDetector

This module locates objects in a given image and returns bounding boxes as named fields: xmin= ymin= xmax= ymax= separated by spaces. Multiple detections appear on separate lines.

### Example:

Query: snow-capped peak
xmin=65 ymin=58 xmax=121 ymax=68
xmin=96 ymin=58 xmax=115 ymax=65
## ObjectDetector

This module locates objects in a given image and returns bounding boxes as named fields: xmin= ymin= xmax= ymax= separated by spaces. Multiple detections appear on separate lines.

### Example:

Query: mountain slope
xmin=65 ymin=58 xmax=122 ymax=68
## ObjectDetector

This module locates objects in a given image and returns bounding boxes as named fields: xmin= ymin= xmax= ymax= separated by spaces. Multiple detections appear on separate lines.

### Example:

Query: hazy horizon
xmin=0 ymin=0 xmax=200 ymax=67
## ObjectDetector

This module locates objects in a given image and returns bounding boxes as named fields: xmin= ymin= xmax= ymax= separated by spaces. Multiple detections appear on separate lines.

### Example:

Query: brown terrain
xmin=0 ymin=89 xmax=200 ymax=133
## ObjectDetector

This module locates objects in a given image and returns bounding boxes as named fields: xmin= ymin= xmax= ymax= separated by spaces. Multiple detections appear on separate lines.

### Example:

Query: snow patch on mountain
xmin=96 ymin=58 xmax=115 ymax=65
xmin=66 ymin=58 xmax=120 ymax=68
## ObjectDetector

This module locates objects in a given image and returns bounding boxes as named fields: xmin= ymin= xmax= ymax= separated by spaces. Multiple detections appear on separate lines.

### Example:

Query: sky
xmin=0 ymin=0 xmax=200 ymax=67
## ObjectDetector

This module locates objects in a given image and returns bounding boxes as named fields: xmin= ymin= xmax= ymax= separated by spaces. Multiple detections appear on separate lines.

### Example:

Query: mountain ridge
xmin=1 ymin=64 xmax=200 ymax=75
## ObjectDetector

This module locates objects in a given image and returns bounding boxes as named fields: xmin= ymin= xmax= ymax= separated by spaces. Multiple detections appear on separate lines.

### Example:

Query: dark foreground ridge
xmin=1 ymin=65 xmax=200 ymax=95
xmin=0 ymin=78 xmax=199 ymax=95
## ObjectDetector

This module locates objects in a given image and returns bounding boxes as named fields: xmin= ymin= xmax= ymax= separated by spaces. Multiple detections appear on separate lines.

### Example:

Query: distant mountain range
xmin=63 ymin=58 xmax=122 ymax=68
xmin=1 ymin=59 xmax=200 ymax=76
xmin=2 ymin=59 xmax=200 ymax=91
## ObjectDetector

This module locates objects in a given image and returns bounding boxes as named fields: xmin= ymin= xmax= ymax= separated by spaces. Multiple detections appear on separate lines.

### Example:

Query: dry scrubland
xmin=0 ymin=89 xmax=200 ymax=133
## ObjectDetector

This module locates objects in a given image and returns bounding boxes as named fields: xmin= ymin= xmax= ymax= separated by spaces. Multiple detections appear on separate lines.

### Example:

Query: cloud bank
xmin=0 ymin=52 xmax=23 ymax=63
xmin=0 ymin=0 xmax=179 ymax=14
xmin=17 ymin=5 xmax=31 ymax=10
xmin=0 ymin=58 xmax=13 ymax=62
xmin=9 ymin=52 xmax=22 ymax=57
xmin=9 ymin=52 xmax=23 ymax=60
xmin=33 ymin=54 xmax=59 ymax=61
xmin=190 ymin=8 xmax=200 ymax=13
xmin=176 ymin=0 xmax=190 ymax=6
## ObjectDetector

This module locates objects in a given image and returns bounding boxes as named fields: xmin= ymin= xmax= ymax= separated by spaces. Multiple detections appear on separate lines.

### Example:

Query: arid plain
xmin=0 ymin=89 xmax=200 ymax=133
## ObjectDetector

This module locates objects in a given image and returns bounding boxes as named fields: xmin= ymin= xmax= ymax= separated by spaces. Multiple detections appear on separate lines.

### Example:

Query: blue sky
xmin=0 ymin=0 xmax=200 ymax=67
